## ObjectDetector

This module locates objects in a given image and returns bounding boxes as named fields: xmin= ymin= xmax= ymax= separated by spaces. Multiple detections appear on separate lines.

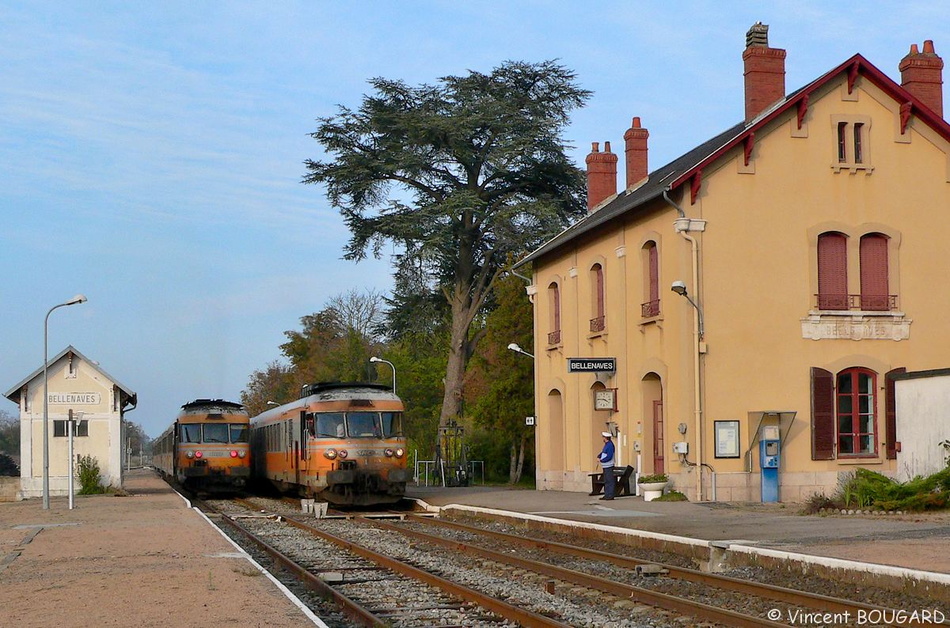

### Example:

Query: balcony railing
xmin=589 ymin=316 xmax=606 ymax=333
xmin=641 ymin=299 xmax=660 ymax=318
xmin=547 ymin=329 xmax=561 ymax=345
xmin=815 ymin=294 xmax=898 ymax=312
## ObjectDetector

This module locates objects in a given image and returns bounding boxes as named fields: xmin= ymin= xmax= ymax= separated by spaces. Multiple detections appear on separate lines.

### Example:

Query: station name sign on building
xmin=48 ymin=392 xmax=101 ymax=405
xmin=567 ymin=358 xmax=616 ymax=373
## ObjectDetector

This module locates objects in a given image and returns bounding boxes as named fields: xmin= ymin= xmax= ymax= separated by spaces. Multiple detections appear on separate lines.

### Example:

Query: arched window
xmin=641 ymin=241 xmax=659 ymax=317
xmin=836 ymin=368 xmax=877 ymax=456
xmin=590 ymin=263 xmax=605 ymax=332
xmin=860 ymin=233 xmax=889 ymax=311
xmin=817 ymin=232 xmax=848 ymax=309
xmin=547 ymin=282 xmax=561 ymax=345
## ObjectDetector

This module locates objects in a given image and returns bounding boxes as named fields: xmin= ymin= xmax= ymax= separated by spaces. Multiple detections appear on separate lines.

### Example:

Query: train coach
xmin=249 ymin=382 xmax=408 ymax=506
xmin=153 ymin=399 xmax=251 ymax=494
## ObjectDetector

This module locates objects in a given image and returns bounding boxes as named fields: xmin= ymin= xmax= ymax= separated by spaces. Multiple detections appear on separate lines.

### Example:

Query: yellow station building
xmin=515 ymin=25 xmax=950 ymax=502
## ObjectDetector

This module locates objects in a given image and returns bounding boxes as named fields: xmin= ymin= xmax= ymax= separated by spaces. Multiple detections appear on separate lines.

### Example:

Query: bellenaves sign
xmin=567 ymin=358 xmax=616 ymax=373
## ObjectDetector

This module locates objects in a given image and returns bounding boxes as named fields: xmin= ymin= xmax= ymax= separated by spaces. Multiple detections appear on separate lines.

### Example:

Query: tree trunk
xmin=509 ymin=437 xmax=526 ymax=484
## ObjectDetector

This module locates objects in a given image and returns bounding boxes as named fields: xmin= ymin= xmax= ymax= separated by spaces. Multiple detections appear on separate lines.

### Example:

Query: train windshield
xmin=380 ymin=412 xmax=403 ymax=437
xmin=180 ymin=424 xmax=201 ymax=443
xmin=314 ymin=413 xmax=345 ymax=437
xmin=203 ymin=423 xmax=229 ymax=443
xmin=346 ymin=412 xmax=380 ymax=438
xmin=230 ymin=424 xmax=249 ymax=443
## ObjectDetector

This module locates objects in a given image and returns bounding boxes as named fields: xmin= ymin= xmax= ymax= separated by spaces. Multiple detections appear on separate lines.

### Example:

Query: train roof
xmin=179 ymin=399 xmax=246 ymax=413
xmin=301 ymin=382 xmax=394 ymax=397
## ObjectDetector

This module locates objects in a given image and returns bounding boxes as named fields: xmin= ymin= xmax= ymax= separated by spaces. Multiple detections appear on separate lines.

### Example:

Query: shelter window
xmin=53 ymin=420 xmax=88 ymax=437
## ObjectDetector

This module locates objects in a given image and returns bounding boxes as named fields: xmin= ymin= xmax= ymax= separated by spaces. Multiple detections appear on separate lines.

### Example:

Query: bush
xmin=76 ymin=455 xmax=108 ymax=495
xmin=0 ymin=453 xmax=18 ymax=477
xmin=638 ymin=473 xmax=668 ymax=484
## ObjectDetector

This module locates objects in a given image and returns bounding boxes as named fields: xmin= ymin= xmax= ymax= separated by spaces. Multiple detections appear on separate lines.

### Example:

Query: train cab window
xmin=203 ymin=423 xmax=229 ymax=444
xmin=315 ymin=412 xmax=345 ymax=437
xmin=380 ymin=412 xmax=403 ymax=437
xmin=180 ymin=424 xmax=201 ymax=443
xmin=346 ymin=412 xmax=381 ymax=438
xmin=230 ymin=424 xmax=249 ymax=443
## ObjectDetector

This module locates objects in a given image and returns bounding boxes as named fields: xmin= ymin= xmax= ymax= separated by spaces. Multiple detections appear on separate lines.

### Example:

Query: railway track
xmin=198 ymin=496 xmax=922 ymax=627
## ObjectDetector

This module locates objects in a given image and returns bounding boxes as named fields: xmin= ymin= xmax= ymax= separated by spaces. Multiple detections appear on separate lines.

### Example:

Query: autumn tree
xmin=304 ymin=60 xmax=588 ymax=427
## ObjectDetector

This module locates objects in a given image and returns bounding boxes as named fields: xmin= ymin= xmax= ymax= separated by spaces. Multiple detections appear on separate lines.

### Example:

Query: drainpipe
xmin=663 ymin=190 xmax=707 ymax=502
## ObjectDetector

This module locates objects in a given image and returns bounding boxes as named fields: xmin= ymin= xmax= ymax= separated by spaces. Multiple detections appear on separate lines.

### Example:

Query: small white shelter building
xmin=4 ymin=345 xmax=137 ymax=498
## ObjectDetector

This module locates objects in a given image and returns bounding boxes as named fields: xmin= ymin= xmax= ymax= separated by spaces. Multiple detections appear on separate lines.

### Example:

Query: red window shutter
xmin=860 ymin=234 xmax=889 ymax=311
xmin=884 ymin=368 xmax=905 ymax=460
xmin=811 ymin=367 xmax=836 ymax=460
xmin=595 ymin=265 xmax=605 ymax=319
xmin=553 ymin=284 xmax=560 ymax=332
xmin=818 ymin=233 xmax=848 ymax=309
xmin=648 ymin=243 xmax=659 ymax=303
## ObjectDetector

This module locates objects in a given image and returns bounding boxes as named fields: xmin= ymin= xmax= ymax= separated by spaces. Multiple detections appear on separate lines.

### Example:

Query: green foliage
xmin=76 ymin=455 xmax=108 ymax=495
xmin=638 ymin=473 xmax=669 ymax=484
xmin=941 ymin=439 xmax=950 ymax=467
xmin=304 ymin=60 xmax=589 ymax=425
xmin=0 ymin=410 xmax=19 ymax=457
xmin=652 ymin=490 xmax=688 ymax=502
xmin=833 ymin=468 xmax=950 ymax=512
xmin=241 ymin=361 xmax=296 ymax=417
xmin=467 ymin=268 xmax=535 ymax=483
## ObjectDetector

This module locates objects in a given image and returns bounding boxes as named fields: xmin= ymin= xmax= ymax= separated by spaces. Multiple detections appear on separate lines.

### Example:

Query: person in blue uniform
xmin=597 ymin=431 xmax=616 ymax=500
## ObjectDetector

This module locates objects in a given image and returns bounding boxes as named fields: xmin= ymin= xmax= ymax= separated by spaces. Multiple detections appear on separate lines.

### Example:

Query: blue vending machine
xmin=759 ymin=425 xmax=781 ymax=502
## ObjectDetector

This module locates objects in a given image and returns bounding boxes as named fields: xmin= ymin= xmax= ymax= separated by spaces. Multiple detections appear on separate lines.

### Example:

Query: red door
xmin=653 ymin=400 xmax=665 ymax=474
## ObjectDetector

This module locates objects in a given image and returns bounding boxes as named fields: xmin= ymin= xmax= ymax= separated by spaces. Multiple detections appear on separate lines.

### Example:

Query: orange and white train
xmin=249 ymin=382 xmax=408 ymax=506
xmin=153 ymin=399 xmax=251 ymax=494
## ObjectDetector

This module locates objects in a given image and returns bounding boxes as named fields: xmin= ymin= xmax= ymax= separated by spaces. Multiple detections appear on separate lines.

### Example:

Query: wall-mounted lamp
xmin=507 ymin=343 xmax=535 ymax=359
xmin=670 ymin=280 xmax=704 ymax=339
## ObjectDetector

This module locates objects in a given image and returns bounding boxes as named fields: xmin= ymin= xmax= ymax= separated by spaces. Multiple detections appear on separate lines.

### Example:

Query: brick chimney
xmin=742 ymin=23 xmax=786 ymax=123
xmin=586 ymin=141 xmax=617 ymax=212
xmin=900 ymin=40 xmax=944 ymax=118
xmin=623 ymin=117 xmax=649 ymax=189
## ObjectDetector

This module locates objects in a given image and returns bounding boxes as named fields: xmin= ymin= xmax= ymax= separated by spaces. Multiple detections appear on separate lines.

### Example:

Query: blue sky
xmin=2 ymin=1 xmax=947 ymax=437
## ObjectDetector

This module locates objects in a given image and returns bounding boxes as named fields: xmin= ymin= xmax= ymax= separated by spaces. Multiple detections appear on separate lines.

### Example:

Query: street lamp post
xmin=369 ymin=357 xmax=396 ymax=394
xmin=43 ymin=294 xmax=87 ymax=510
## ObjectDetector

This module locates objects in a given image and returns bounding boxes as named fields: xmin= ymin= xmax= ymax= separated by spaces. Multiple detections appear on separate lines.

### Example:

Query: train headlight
xmin=194 ymin=450 xmax=203 ymax=459
xmin=186 ymin=451 xmax=194 ymax=459
xmin=238 ymin=450 xmax=247 ymax=459
xmin=384 ymin=448 xmax=394 ymax=457
xmin=324 ymin=449 xmax=338 ymax=460
xmin=338 ymin=449 xmax=348 ymax=459
xmin=394 ymin=448 xmax=405 ymax=458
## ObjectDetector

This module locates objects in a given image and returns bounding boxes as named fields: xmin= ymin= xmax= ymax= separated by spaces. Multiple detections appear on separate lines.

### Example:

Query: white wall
xmin=895 ymin=372 xmax=950 ymax=481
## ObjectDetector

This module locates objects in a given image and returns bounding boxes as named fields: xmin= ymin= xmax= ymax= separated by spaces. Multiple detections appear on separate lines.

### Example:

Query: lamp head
xmin=670 ymin=281 xmax=688 ymax=296
xmin=66 ymin=294 xmax=87 ymax=306
xmin=507 ymin=343 xmax=521 ymax=352
xmin=369 ymin=356 xmax=381 ymax=363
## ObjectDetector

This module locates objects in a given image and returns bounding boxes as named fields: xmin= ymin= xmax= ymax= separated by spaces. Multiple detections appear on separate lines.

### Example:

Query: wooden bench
xmin=588 ymin=465 xmax=635 ymax=497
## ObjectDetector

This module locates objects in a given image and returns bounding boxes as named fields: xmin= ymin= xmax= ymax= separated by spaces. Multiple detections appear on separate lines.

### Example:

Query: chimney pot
xmin=586 ymin=140 xmax=618 ymax=212
xmin=743 ymin=23 xmax=786 ymax=123
xmin=900 ymin=40 xmax=944 ymax=117
xmin=623 ymin=116 xmax=649 ymax=189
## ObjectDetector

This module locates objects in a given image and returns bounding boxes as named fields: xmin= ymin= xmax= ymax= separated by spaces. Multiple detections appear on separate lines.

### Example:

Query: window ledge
xmin=545 ymin=343 xmax=563 ymax=353
xmin=639 ymin=315 xmax=664 ymax=328
xmin=832 ymin=163 xmax=874 ymax=175
xmin=587 ymin=331 xmax=607 ymax=341
xmin=801 ymin=312 xmax=911 ymax=341
xmin=836 ymin=457 xmax=883 ymax=465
